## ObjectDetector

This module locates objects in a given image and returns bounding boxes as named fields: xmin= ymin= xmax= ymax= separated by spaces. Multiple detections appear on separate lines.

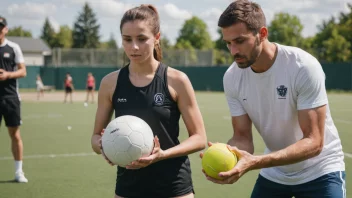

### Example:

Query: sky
xmin=1 ymin=0 xmax=350 ymax=46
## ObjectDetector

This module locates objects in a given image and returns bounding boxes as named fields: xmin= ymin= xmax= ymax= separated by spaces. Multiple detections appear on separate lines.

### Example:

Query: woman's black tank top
xmin=112 ymin=63 xmax=194 ymax=197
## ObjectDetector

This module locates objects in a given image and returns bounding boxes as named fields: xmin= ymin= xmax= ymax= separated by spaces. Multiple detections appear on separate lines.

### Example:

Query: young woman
xmin=91 ymin=4 xmax=207 ymax=198
xmin=85 ymin=72 xmax=95 ymax=103
xmin=63 ymin=73 xmax=73 ymax=103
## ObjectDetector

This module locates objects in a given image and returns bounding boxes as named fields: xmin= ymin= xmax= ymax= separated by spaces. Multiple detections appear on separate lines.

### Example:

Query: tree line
xmin=7 ymin=2 xmax=352 ymax=64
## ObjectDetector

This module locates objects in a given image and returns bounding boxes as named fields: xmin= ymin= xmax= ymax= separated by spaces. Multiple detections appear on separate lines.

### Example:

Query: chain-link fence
xmin=45 ymin=48 xmax=233 ymax=67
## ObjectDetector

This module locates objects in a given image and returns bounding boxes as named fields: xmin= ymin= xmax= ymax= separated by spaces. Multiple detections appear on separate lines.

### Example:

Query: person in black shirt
xmin=0 ymin=16 xmax=28 ymax=183
xmin=91 ymin=4 xmax=207 ymax=198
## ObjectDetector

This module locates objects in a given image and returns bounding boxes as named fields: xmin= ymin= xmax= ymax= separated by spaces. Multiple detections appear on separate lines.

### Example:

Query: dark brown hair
xmin=218 ymin=0 xmax=266 ymax=34
xmin=120 ymin=4 xmax=162 ymax=61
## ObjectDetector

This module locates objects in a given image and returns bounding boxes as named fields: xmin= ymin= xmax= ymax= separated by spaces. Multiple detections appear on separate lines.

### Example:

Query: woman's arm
xmin=91 ymin=72 xmax=117 ymax=154
xmin=161 ymin=68 xmax=207 ymax=159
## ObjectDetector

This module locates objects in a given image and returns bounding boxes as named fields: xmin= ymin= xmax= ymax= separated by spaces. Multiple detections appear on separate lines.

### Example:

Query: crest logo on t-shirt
xmin=154 ymin=93 xmax=164 ymax=106
xmin=276 ymin=85 xmax=287 ymax=99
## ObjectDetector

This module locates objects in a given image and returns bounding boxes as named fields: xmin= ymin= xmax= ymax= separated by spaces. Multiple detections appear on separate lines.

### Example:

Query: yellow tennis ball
xmin=202 ymin=143 xmax=237 ymax=180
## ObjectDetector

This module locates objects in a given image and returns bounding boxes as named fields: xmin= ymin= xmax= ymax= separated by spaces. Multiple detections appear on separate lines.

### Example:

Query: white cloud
xmin=2 ymin=0 xmax=349 ymax=43
xmin=155 ymin=3 xmax=193 ymax=44
xmin=161 ymin=3 xmax=192 ymax=20
xmin=84 ymin=0 xmax=132 ymax=18
xmin=256 ymin=0 xmax=348 ymax=37
xmin=7 ymin=2 xmax=57 ymax=19
xmin=94 ymin=2 xmax=132 ymax=18
xmin=199 ymin=8 xmax=223 ymax=41
xmin=200 ymin=8 xmax=222 ymax=19
xmin=5 ymin=2 xmax=60 ymax=36
xmin=60 ymin=0 xmax=132 ymax=18
xmin=49 ymin=17 xmax=60 ymax=32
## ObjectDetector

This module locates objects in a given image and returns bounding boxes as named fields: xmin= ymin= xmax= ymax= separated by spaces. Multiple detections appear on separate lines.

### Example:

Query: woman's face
xmin=121 ymin=20 xmax=159 ymax=64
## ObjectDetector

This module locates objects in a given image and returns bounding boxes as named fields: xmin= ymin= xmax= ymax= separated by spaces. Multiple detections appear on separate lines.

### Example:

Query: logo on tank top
xmin=3 ymin=53 xmax=10 ymax=58
xmin=117 ymin=98 xmax=127 ymax=103
xmin=154 ymin=93 xmax=164 ymax=106
xmin=276 ymin=85 xmax=287 ymax=99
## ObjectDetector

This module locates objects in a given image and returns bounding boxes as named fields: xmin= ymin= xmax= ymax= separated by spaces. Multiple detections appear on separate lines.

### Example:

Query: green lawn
xmin=0 ymin=92 xmax=351 ymax=198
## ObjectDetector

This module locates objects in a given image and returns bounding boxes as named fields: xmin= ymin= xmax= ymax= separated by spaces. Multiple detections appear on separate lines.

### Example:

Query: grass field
xmin=0 ymin=91 xmax=351 ymax=198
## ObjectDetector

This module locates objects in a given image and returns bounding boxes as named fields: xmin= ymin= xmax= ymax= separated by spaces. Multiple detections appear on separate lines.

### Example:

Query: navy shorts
xmin=251 ymin=171 xmax=346 ymax=198
xmin=0 ymin=97 xmax=22 ymax=127
xmin=65 ymin=86 xmax=72 ymax=93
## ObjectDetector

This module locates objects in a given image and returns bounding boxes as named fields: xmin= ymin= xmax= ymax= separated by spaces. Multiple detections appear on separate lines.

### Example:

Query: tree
xmin=314 ymin=3 xmax=352 ymax=62
xmin=212 ymin=28 xmax=233 ymax=65
xmin=41 ymin=17 xmax=56 ymax=48
xmin=106 ymin=33 xmax=117 ymax=49
xmin=173 ymin=40 xmax=198 ymax=65
xmin=322 ymin=29 xmax=351 ymax=62
xmin=176 ymin=16 xmax=213 ymax=49
xmin=72 ymin=2 xmax=100 ymax=48
xmin=268 ymin=12 xmax=304 ymax=47
xmin=337 ymin=3 xmax=352 ymax=59
xmin=338 ymin=3 xmax=352 ymax=25
xmin=160 ymin=35 xmax=171 ymax=49
xmin=174 ymin=39 xmax=193 ymax=50
xmin=300 ymin=36 xmax=318 ymax=58
xmin=100 ymin=33 xmax=117 ymax=49
xmin=54 ymin=25 xmax=73 ymax=48
xmin=214 ymin=28 xmax=227 ymax=51
xmin=314 ymin=17 xmax=339 ymax=61
xmin=7 ymin=26 xmax=32 ymax=37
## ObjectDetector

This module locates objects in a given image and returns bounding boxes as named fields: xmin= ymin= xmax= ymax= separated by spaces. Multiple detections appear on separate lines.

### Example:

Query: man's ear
xmin=259 ymin=27 xmax=268 ymax=42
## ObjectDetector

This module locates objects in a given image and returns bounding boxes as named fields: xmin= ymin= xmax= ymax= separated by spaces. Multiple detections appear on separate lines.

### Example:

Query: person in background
xmin=85 ymin=72 xmax=95 ymax=104
xmin=63 ymin=72 xmax=73 ymax=103
xmin=36 ymin=75 xmax=44 ymax=100
xmin=0 ymin=16 xmax=28 ymax=183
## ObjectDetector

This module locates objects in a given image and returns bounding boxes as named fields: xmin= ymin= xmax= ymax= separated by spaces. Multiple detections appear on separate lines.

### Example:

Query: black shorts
xmin=87 ymin=86 xmax=93 ymax=91
xmin=65 ymin=87 xmax=72 ymax=93
xmin=0 ymin=97 xmax=22 ymax=127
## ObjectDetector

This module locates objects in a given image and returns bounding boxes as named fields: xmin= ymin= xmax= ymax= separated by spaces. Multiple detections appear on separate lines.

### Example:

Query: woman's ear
xmin=155 ymin=32 xmax=161 ymax=43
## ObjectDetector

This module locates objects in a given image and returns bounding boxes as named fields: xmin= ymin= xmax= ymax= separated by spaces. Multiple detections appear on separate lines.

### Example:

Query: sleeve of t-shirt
xmin=13 ymin=44 xmax=25 ymax=64
xmin=223 ymin=69 xmax=247 ymax=116
xmin=295 ymin=59 xmax=328 ymax=110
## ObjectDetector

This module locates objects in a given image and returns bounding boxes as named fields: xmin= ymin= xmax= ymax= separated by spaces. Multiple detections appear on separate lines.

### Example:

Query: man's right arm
xmin=223 ymin=68 xmax=254 ymax=154
xmin=227 ymin=114 xmax=254 ymax=154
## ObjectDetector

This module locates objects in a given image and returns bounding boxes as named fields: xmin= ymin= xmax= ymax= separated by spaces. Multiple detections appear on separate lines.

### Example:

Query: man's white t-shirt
xmin=223 ymin=43 xmax=345 ymax=185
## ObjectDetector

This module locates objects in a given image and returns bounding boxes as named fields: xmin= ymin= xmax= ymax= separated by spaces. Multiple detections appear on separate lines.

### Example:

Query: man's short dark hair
xmin=218 ymin=0 xmax=266 ymax=34
xmin=0 ymin=16 xmax=7 ymax=27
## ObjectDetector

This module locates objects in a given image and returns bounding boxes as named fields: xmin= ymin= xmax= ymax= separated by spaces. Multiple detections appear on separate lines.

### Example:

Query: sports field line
xmin=0 ymin=152 xmax=351 ymax=161
xmin=332 ymin=109 xmax=352 ymax=112
xmin=22 ymin=113 xmax=63 ymax=120
xmin=345 ymin=153 xmax=352 ymax=159
xmin=334 ymin=119 xmax=351 ymax=124
xmin=0 ymin=152 xmax=96 ymax=161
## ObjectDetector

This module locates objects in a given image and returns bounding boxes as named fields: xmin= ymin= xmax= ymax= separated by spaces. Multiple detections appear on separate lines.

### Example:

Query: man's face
xmin=0 ymin=25 xmax=8 ymax=40
xmin=221 ymin=22 xmax=262 ymax=68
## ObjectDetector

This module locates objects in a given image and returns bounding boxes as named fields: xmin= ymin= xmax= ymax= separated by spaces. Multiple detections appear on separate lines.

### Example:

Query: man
xmin=0 ymin=16 xmax=28 ymax=183
xmin=202 ymin=1 xmax=346 ymax=197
